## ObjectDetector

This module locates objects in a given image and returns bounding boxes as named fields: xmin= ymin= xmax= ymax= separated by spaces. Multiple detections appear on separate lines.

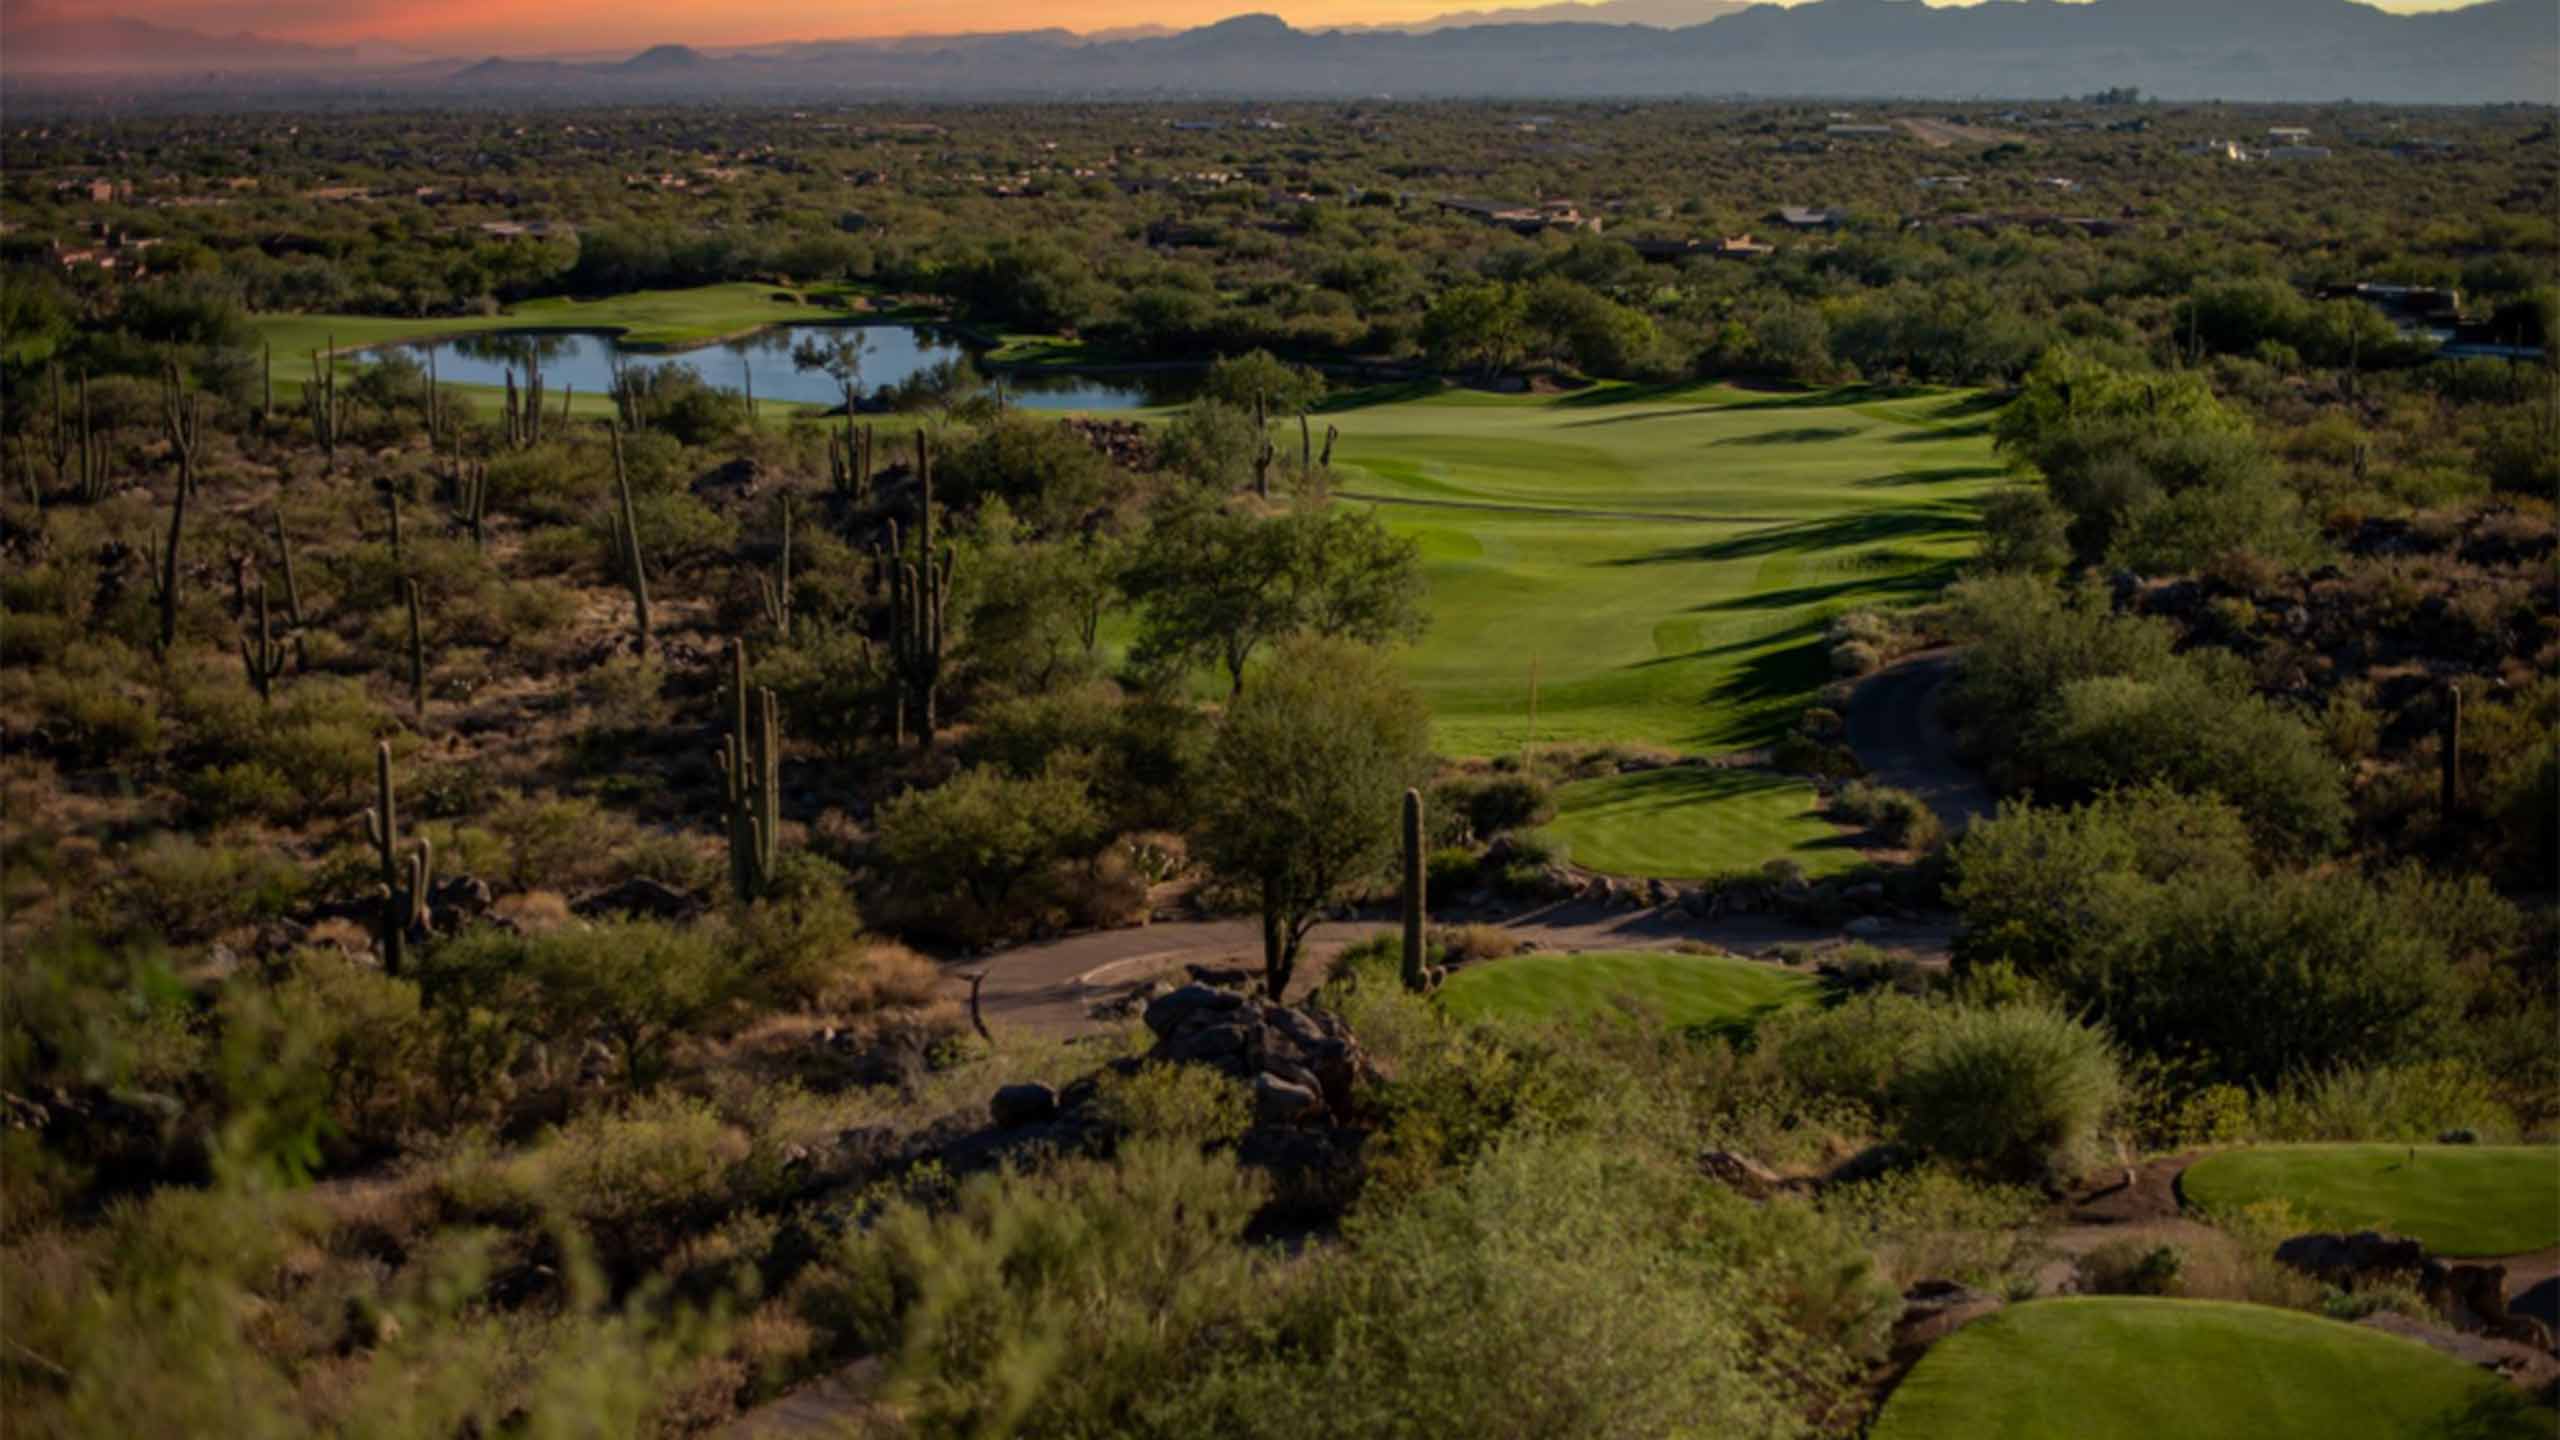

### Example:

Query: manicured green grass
xmin=1435 ymin=949 xmax=1824 ymax=1034
xmin=2181 ymin=1144 xmax=2560 ymax=1257
xmin=252 ymin=280 xmax=873 ymax=358
xmin=1329 ymin=380 xmax=2001 ymax=755
xmin=1533 ymin=767 xmax=1863 ymax=880
xmin=1873 ymin=1298 xmax=2553 ymax=1440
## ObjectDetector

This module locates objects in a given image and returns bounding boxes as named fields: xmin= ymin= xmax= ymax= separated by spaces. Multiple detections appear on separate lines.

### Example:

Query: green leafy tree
xmin=1194 ymin=636 xmax=1434 ymax=998
xmin=875 ymin=761 xmax=1103 ymax=917
xmin=1127 ymin=495 xmax=1427 ymax=694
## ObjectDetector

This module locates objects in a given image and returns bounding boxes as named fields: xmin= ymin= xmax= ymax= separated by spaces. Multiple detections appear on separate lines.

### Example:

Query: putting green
xmin=1873 ymin=1298 xmax=2553 ymax=1440
xmin=1533 ymin=766 xmax=1863 ymax=880
xmin=1330 ymin=382 xmax=2001 ymax=755
xmin=2181 ymin=1144 xmax=2560 ymax=1258
xmin=1435 ymin=949 xmax=1823 ymax=1034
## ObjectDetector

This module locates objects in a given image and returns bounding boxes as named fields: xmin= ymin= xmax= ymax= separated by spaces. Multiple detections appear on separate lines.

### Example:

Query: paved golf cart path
xmin=1844 ymin=648 xmax=1995 ymax=834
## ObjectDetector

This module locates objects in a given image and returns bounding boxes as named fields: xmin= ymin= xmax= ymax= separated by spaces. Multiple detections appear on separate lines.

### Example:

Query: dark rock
xmin=1254 ymin=1072 xmax=1325 ymax=1127
xmin=2274 ymin=1230 xmax=2432 ymax=1289
xmin=1184 ymin=962 xmax=1256 ymax=989
xmin=571 ymin=877 xmax=700 ymax=921
xmin=433 ymin=873 xmax=494 ymax=918
xmin=1161 ymin=1021 xmax=1253 ymax=1064
xmin=2355 ymin=1313 xmax=2560 ymax=1389
xmin=990 ymin=1082 xmax=1059 ymax=1129
xmin=1142 ymin=983 xmax=1245 ymax=1037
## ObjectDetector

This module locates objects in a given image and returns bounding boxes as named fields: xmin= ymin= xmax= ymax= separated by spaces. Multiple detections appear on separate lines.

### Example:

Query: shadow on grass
xmin=1706 ymin=636 xmax=1834 ymax=717
xmin=1314 ymin=378 xmax=1449 ymax=412
xmin=1710 ymin=426 xmax=1867 ymax=446
xmin=1684 ymin=560 xmax=1963 ymax=614
xmin=1607 ymin=507 xmax=1980 ymax=566
xmin=1716 ymin=383 xmax=1936 ymax=413
xmin=1853 ymin=464 xmax=2007 ymax=487
xmin=1547 ymin=377 xmax=1720 ymax=409
xmin=1889 ymin=420 xmax=1995 ymax=442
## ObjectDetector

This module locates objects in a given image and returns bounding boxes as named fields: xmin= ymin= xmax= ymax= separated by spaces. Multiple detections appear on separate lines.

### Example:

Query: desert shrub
xmin=182 ymin=760 xmax=297 ymax=826
xmin=1824 ymin=1166 xmax=2046 ymax=1293
xmin=874 ymin=762 xmax=1103 ymax=943
xmin=2075 ymin=1240 xmax=2187 ymax=1297
xmin=1424 ymin=845 xmax=1481 ymax=895
xmin=1502 ymin=828 xmax=1568 ymax=869
xmin=838 ymin=1138 xmax=1271 ymax=1438
xmin=441 ymin=1092 xmax=751 ymax=1273
xmin=2250 ymin=1059 xmax=2517 ymax=1143
xmin=1892 ymin=1003 xmax=2120 ymax=1185
xmin=1756 ymin=988 xmax=1936 ymax=1114
xmin=1092 ymin=1064 xmax=1252 ymax=1146
xmin=529 ymin=920 xmax=739 ymax=1088
xmin=734 ymin=851 xmax=873 ymax=1010
xmin=484 ymin=791 xmax=625 ymax=894
xmin=1830 ymin=780 xmax=1943 ymax=850
xmin=1771 ymin=733 xmax=1862 ymax=779
xmin=117 ymin=834 xmax=307 ymax=943
xmin=1432 ymin=923 xmax=1522 ymax=966
xmin=1433 ymin=774 xmax=1554 ymax=840
xmin=756 ymin=626 xmax=888 ymax=759
xmin=264 ymin=948 xmax=436 ymax=1147
xmin=23 ymin=667 xmax=161 ymax=768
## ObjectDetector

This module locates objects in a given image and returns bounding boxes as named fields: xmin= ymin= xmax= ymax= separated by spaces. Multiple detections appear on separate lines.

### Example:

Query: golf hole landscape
xmin=7 ymin=71 xmax=2556 ymax=1440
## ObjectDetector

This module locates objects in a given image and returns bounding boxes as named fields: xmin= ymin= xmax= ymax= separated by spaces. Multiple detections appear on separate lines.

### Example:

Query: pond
xmin=377 ymin=323 xmax=1196 ymax=413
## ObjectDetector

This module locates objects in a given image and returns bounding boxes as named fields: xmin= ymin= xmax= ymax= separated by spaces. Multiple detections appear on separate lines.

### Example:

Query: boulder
xmin=990 ymin=1083 xmax=1059 ymax=1129
xmin=571 ymin=877 xmax=701 ymax=921
xmin=1254 ymin=1073 xmax=1325 ymax=1127
xmin=2274 ymin=1230 xmax=2433 ymax=1289
xmin=1142 ymin=983 xmax=1246 ymax=1037
xmin=2356 ymin=1313 xmax=2560 ymax=1390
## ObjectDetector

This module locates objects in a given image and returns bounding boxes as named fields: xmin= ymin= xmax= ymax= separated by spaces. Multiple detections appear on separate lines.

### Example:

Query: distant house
xmin=476 ymin=220 xmax=578 ymax=241
xmin=2036 ymin=176 xmax=2082 ymax=192
xmin=1915 ymin=175 xmax=1972 ymax=190
xmin=1826 ymin=124 xmax=1896 ymax=139
xmin=2184 ymin=139 xmax=2250 ymax=162
xmin=2268 ymin=126 xmax=2314 ymax=142
xmin=1434 ymin=195 xmax=1598 ymax=235
xmin=1714 ymin=234 xmax=1774 ymax=259
xmin=2264 ymin=145 xmax=2332 ymax=162
xmin=1775 ymin=206 xmax=1849 ymax=230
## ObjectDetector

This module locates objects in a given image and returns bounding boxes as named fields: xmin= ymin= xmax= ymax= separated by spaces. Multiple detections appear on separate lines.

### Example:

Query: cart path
xmin=1845 ymin=647 xmax=1995 ymax=834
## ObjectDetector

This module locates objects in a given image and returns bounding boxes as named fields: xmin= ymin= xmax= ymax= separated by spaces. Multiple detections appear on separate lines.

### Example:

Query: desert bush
xmin=1756 ymin=989 xmax=1935 ymax=1114
xmin=531 ymin=921 xmax=738 ymax=1089
xmin=2074 ymin=1240 xmax=2187 ymax=1297
xmin=1092 ymin=1064 xmax=1253 ymax=1146
xmin=440 ymin=1092 xmax=751 ymax=1273
xmin=117 ymin=834 xmax=307 ymax=944
xmin=1824 ymin=1166 xmax=2046 ymax=1294
xmin=874 ymin=762 xmax=1103 ymax=943
xmin=2250 ymin=1059 xmax=2517 ymax=1143
xmin=1432 ymin=773 xmax=1555 ymax=840
xmin=1424 ymin=845 xmax=1481 ymax=895
xmin=1432 ymin=923 xmax=1522 ymax=966
xmin=1831 ymin=780 xmax=1943 ymax=850
xmin=1892 ymin=1003 xmax=2121 ymax=1185
xmin=182 ymin=760 xmax=297 ymax=827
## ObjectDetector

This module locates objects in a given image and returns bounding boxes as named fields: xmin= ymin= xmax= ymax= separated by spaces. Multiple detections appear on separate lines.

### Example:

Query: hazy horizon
xmin=0 ymin=0 xmax=2501 ymax=58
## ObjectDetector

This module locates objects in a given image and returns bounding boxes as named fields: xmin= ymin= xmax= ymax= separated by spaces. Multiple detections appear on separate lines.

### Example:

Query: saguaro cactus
xmin=1253 ymin=392 xmax=1274 ymax=499
xmin=828 ymin=416 xmax=875 ymax=502
xmin=404 ymin=577 xmax=427 ymax=725
xmin=756 ymin=493 xmax=794 ymax=639
xmin=881 ymin=432 xmax=954 ymax=748
xmin=719 ymin=640 xmax=782 ymax=904
xmin=161 ymin=362 xmax=204 ymax=496
xmin=238 ymin=581 xmax=290 ymax=703
xmin=606 ymin=425 xmax=653 ymax=657
xmin=386 ymin=484 xmax=404 ymax=563
xmin=1401 ymin=787 xmax=1427 ymax=992
xmin=154 ymin=449 xmax=189 ymax=653
xmin=449 ymin=460 xmax=490 ymax=549
xmin=1320 ymin=423 xmax=1339 ymax=469
xmin=271 ymin=510 xmax=304 ymax=628
xmin=365 ymin=742 xmax=432 ymax=976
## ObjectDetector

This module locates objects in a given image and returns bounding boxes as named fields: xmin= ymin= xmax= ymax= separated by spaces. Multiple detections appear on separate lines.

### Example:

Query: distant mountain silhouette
xmin=3 ymin=0 xmax=2549 ymax=103
xmin=1 ymin=14 xmax=352 ymax=71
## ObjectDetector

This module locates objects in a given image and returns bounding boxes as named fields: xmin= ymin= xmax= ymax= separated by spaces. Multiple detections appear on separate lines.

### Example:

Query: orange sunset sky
xmin=4 ymin=0 xmax=2493 ymax=55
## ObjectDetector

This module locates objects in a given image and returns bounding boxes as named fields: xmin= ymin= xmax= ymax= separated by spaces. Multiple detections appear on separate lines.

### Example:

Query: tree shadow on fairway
xmin=1714 ymin=383 xmax=1935 ymax=413
xmin=1707 ymin=638 xmax=1834 ymax=718
xmin=1852 ymin=464 xmax=2008 ymax=487
xmin=1710 ymin=426 xmax=1867 ymax=446
xmin=1314 ymin=378 xmax=1449 ymax=412
xmin=1888 ymin=421 xmax=1995 ymax=442
xmin=1547 ymin=378 xmax=1721 ymax=409
xmin=1605 ymin=507 xmax=1979 ymax=566
xmin=1685 ymin=561 xmax=1963 ymax=614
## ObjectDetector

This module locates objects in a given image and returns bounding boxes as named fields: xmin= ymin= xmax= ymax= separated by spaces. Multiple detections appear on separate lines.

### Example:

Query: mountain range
xmin=3 ymin=0 xmax=2551 ymax=104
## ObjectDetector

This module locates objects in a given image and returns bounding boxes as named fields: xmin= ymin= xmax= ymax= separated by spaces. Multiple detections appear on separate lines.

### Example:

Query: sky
xmin=0 ymin=0 xmax=2494 ymax=56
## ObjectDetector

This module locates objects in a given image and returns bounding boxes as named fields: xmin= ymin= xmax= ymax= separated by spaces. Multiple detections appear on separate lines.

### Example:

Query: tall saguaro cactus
xmin=606 ymin=426 xmax=653 ymax=657
xmin=828 ymin=416 xmax=874 ymax=502
xmin=238 ymin=581 xmax=290 ymax=703
xmin=403 ymin=577 xmax=427 ymax=726
xmin=881 ymin=431 xmax=954 ymax=749
xmin=1401 ymin=787 xmax=1427 ymax=992
xmin=154 ymin=445 xmax=189 ymax=653
xmin=719 ymin=640 xmax=783 ymax=904
xmin=448 ymin=460 xmax=490 ymax=549
xmin=161 ymin=362 xmax=204 ymax=496
xmin=2442 ymin=684 xmax=2463 ymax=820
xmin=308 ymin=343 xmax=342 ymax=472
xmin=271 ymin=510 xmax=305 ymax=628
xmin=365 ymin=742 xmax=432 ymax=977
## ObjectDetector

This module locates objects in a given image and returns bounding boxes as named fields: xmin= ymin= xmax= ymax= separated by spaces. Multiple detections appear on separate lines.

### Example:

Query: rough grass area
xmin=1873 ymin=1298 xmax=2554 ymax=1440
xmin=1333 ymin=382 xmax=2001 ymax=754
xmin=1534 ymin=767 xmax=1865 ymax=880
xmin=253 ymin=280 xmax=874 ymax=358
xmin=1434 ymin=949 xmax=1824 ymax=1035
xmin=2180 ymin=1144 xmax=2560 ymax=1257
